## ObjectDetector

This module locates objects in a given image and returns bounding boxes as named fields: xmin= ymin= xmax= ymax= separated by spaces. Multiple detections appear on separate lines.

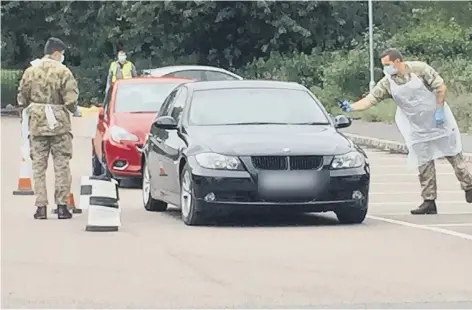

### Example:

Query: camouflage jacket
xmin=17 ymin=56 xmax=79 ymax=136
xmin=366 ymin=61 xmax=445 ymax=105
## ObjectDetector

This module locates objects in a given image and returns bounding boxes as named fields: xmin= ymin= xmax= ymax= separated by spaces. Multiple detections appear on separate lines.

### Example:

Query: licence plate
xmin=258 ymin=171 xmax=325 ymax=197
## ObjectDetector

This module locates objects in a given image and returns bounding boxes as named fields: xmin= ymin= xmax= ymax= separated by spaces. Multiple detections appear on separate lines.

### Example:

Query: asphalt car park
xmin=2 ymin=116 xmax=471 ymax=308
xmin=363 ymin=147 xmax=472 ymax=238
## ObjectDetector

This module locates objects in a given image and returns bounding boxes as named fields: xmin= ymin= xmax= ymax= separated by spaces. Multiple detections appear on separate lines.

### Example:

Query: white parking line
xmin=370 ymin=164 xmax=452 ymax=168
xmin=369 ymin=211 xmax=472 ymax=216
xmin=371 ymin=182 xmax=434 ymax=185
xmin=367 ymin=215 xmax=472 ymax=241
xmin=371 ymin=173 xmax=454 ymax=176
xmin=366 ymin=156 xmax=452 ymax=162
xmin=370 ymin=200 xmax=466 ymax=206
xmin=370 ymin=190 xmax=463 ymax=195
xmin=427 ymin=223 xmax=472 ymax=227
xmin=366 ymin=157 xmax=407 ymax=160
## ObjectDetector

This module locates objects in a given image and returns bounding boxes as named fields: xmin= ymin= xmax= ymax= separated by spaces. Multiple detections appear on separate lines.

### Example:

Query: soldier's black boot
xmin=34 ymin=206 xmax=47 ymax=219
xmin=57 ymin=205 xmax=73 ymax=219
xmin=411 ymin=200 xmax=437 ymax=215
xmin=465 ymin=189 xmax=472 ymax=203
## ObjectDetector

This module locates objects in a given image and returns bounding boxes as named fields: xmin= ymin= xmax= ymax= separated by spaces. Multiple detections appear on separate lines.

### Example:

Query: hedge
xmin=3 ymin=16 xmax=471 ymax=132
xmin=1 ymin=69 xmax=22 ymax=108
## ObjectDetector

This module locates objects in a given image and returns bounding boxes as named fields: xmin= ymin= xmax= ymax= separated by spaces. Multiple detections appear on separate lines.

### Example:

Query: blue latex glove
xmin=337 ymin=99 xmax=352 ymax=112
xmin=434 ymin=107 xmax=445 ymax=127
xmin=73 ymin=109 xmax=82 ymax=117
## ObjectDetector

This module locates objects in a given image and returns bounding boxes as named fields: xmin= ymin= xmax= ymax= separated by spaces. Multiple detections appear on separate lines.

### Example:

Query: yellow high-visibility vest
xmin=110 ymin=61 xmax=133 ymax=83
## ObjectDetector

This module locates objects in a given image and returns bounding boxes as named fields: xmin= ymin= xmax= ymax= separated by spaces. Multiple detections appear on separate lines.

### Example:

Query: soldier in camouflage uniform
xmin=338 ymin=48 xmax=472 ymax=215
xmin=17 ymin=37 xmax=79 ymax=219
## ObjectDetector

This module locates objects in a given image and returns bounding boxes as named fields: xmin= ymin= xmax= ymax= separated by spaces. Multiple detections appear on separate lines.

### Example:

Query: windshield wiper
xmin=212 ymin=122 xmax=331 ymax=126
xmin=292 ymin=122 xmax=330 ymax=125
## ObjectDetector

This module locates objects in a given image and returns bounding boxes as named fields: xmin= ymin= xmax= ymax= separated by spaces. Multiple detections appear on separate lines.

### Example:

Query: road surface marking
xmin=369 ymin=211 xmax=472 ymax=215
xmin=370 ymin=200 xmax=466 ymax=206
xmin=426 ymin=223 xmax=472 ymax=227
xmin=366 ymin=156 xmax=451 ymax=162
xmin=370 ymin=190 xmax=463 ymax=195
xmin=372 ymin=173 xmax=454 ymax=176
xmin=371 ymin=164 xmax=451 ymax=168
xmin=371 ymin=182 xmax=453 ymax=185
xmin=365 ymin=157 xmax=407 ymax=160
xmin=367 ymin=215 xmax=472 ymax=241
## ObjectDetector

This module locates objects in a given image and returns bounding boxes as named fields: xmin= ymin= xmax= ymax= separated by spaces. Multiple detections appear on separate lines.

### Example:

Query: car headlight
xmin=195 ymin=153 xmax=244 ymax=170
xmin=331 ymin=151 xmax=364 ymax=169
xmin=109 ymin=126 xmax=138 ymax=143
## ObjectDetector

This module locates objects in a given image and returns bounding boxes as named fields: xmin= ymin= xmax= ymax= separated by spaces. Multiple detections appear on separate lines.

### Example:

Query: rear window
xmin=114 ymin=82 xmax=182 ymax=113
xmin=204 ymin=70 xmax=240 ymax=81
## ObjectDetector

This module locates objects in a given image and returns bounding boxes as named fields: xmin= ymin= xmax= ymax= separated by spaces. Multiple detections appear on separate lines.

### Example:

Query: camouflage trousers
xmin=419 ymin=153 xmax=472 ymax=200
xmin=30 ymin=133 xmax=73 ymax=206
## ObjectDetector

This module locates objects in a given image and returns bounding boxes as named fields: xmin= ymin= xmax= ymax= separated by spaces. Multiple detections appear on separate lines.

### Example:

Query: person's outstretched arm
xmin=351 ymin=76 xmax=392 ymax=111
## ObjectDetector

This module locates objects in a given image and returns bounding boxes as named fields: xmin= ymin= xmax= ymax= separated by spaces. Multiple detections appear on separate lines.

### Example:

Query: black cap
xmin=116 ymin=42 xmax=125 ymax=54
xmin=44 ymin=37 xmax=66 ymax=55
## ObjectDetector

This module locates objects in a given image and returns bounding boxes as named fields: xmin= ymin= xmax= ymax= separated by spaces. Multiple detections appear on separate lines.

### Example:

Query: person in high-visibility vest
xmin=105 ymin=46 xmax=137 ymax=93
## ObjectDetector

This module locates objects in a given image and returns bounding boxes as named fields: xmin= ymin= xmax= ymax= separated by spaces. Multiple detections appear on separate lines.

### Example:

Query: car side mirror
xmin=153 ymin=115 xmax=178 ymax=130
xmin=333 ymin=115 xmax=352 ymax=129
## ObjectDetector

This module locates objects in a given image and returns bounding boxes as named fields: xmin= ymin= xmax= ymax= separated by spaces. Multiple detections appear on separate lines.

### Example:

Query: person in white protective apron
xmin=19 ymin=59 xmax=82 ymax=117
xmin=17 ymin=37 xmax=79 ymax=220
xmin=338 ymin=48 xmax=472 ymax=215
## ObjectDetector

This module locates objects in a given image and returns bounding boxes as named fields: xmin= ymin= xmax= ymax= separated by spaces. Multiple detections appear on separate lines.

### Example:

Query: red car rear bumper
xmin=103 ymin=139 xmax=143 ymax=177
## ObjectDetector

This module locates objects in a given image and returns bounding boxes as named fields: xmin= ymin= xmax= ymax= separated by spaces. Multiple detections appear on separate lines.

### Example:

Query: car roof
xmin=142 ymin=65 xmax=243 ymax=79
xmin=114 ymin=76 xmax=192 ymax=85
xmin=183 ymin=80 xmax=307 ymax=91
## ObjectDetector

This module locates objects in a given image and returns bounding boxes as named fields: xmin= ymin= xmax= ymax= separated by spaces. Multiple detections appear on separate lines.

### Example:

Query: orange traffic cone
xmin=13 ymin=159 xmax=34 ymax=195
xmin=52 ymin=193 xmax=82 ymax=214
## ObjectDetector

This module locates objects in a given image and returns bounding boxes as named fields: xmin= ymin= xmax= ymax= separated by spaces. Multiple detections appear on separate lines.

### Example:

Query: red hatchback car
xmin=92 ymin=77 xmax=191 ymax=185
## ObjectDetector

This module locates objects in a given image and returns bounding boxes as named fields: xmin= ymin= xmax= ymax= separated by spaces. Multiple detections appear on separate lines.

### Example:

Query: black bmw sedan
xmin=141 ymin=80 xmax=370 ymax=226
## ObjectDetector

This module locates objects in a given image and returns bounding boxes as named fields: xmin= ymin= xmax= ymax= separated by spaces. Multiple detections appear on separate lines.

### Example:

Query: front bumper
xmin=188 ymin=157 xmax=369 ymax=212
xmin=104 ymin=139 xmax=143 ymax=177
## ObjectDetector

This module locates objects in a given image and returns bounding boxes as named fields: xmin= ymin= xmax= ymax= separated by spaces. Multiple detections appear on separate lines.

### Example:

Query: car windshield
xmin=114 ymin=82 xmax=182 ymax=113
xmin=188 ymin=88 xmax=330 ymax=125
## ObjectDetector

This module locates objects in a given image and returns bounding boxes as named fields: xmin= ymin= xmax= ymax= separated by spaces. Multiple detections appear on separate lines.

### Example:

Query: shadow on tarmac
xmin=163 ymin=209 xmax=343 ymax=228
xmin=118 ymin=176 xmax=358 ymax=228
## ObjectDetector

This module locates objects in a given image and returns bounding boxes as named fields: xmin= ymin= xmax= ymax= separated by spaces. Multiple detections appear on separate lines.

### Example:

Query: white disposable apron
xmin=389 ymin=73 xmax=462 ymax=167
xmin=20 ymin=58 xmax=59 ymax=161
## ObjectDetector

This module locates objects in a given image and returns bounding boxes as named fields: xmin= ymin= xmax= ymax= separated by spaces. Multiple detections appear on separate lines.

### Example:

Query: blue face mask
xmin=383 ymin=65 xmax=397 ymax=76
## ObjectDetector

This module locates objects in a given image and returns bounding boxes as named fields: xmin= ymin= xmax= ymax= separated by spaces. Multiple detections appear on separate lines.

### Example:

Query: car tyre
xmin=92 ymin=153 xmax=103 ymax=176
xmin=100 ymin=151 xmax=122 ymax=187
xmin=142 ymin=160 xmax=168 ymax=212
xmin=335 ymin=207 xmax=367 ymax=224
xmin=180 ymin=163 xmax=206 ymax=226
